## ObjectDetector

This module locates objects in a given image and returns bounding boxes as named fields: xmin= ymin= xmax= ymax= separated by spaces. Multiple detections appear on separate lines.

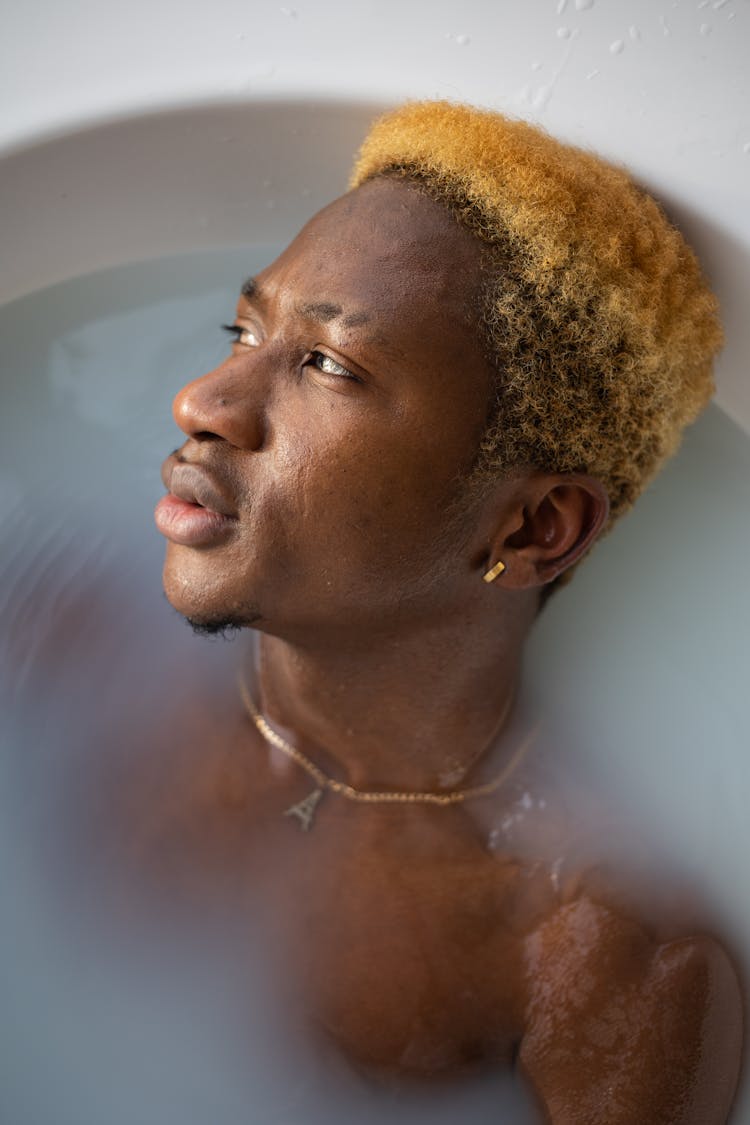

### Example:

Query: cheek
xmin=269 ymin=424 xmax=466 ymax=568
xmin=235 ymin=373 xmax=484 ymax=584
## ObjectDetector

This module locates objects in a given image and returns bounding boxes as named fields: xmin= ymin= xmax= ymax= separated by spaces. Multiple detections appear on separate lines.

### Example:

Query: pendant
xmin=284 ymin=788 xmax=324 ymax=831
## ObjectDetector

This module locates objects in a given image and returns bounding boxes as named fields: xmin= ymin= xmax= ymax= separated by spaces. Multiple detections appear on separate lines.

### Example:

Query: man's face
xmin=156 ymin=178 xmax=497 ymax=639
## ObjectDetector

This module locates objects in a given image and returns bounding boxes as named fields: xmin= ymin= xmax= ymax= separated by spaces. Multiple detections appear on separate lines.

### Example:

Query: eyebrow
xmin=240 ymin=276 xmax=370 ymax=329
xmin=297 ymin=299 xmax=342 ymax=323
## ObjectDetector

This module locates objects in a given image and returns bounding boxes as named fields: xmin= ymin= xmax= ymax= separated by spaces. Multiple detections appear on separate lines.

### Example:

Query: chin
xmin=162 ymin=555 xmax=262 ymax=635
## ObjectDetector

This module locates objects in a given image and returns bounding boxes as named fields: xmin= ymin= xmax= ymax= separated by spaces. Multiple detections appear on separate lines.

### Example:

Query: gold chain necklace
xmin=238 ymin=674 xmax=532 ymax=831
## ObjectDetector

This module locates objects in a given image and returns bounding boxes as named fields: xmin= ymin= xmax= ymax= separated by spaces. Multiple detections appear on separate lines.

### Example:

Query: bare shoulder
xmin=518 ymin=893 xmax=744 ymax=1124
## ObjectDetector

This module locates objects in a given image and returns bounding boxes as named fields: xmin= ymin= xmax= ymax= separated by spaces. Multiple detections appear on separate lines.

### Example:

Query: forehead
xmin=251 ymin=178 xmax=487 ymax=361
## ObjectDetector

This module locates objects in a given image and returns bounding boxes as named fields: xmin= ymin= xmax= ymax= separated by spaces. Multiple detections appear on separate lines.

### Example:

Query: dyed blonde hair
xmin=350 ymin=101 xmax=721 ymax=544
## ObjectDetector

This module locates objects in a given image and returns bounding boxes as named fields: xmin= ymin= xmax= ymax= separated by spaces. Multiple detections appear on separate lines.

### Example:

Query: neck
xmin=253 ymin=603 xmax=535 ymax=792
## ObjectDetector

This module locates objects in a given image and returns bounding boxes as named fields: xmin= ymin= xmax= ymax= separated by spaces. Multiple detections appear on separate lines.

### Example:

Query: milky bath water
xmin=2 ymin=250 xmax=748 ymax=1123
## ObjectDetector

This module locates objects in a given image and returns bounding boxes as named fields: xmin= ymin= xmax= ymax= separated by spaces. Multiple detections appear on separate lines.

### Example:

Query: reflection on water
xmin=1 ymin=251 xmax=748 ymax=1123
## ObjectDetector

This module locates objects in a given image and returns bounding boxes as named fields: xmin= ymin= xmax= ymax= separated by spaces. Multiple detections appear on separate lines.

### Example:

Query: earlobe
xmin=482 ymin=474 xmax=609 ymax=590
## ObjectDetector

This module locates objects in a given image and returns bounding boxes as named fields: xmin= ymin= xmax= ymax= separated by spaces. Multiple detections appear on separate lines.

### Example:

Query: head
xmin=156 ymin=102 xmax=720 ymax=642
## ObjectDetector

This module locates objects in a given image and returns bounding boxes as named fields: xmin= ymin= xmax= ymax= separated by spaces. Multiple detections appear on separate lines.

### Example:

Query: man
xmin=153 ymin=102 xmax=742 ymax=1121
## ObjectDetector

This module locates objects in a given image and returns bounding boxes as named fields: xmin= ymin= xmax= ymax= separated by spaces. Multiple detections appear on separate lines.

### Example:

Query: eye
xmin=308 ymin=351 xmax=360 ymax=382
xmin=221 ymin=323 xmax=260 ymax=347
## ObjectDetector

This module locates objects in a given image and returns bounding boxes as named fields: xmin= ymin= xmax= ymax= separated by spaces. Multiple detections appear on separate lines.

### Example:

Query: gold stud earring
xmin=482 ymin=559 xmax=506 ymax=583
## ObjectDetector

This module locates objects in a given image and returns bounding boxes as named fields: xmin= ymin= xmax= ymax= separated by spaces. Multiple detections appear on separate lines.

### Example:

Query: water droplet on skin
xmin=575 ymin=0 xmax=595 ymax=9
xmin=700 ymin=21 xmax=711 ymax=33
xmin=557 ymin=0 xmax=567 ymax=13
xmin=586 ymin=68 xmax=600 ymax=79
xmin=609 ymin=39 xmax=625 ymax=53
xmin=455 ymin=33 xmax=470 ymax=45
xmin=727 ymin=10 xmax=735 ymax=18
xmin=557 ymin=26 xmax=572 ymax=38
xmin=629 ymin=25 xmax=641 ymax=39
xmin=742 ymin=142 xmax=750 ymax=154
xmin=531 ymin=59 xmax=542 ymax=70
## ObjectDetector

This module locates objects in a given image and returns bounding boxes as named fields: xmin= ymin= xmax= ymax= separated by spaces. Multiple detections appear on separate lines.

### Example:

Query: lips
xmin=155 ymin=455 xmax=239 ymax=547
xmin=165 ymin=461 xmax=238 ymax=517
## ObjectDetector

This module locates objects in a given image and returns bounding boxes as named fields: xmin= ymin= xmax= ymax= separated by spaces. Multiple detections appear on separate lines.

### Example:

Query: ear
xmin=480 ymin=473 xmax=610 ymax=590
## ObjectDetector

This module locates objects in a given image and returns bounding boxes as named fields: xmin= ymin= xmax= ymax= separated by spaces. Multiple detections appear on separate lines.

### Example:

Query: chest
xmin=253 ymin=801 xmax=556 ymax=1075
xmin=120 ymin=718 xmax=559 ymax=1078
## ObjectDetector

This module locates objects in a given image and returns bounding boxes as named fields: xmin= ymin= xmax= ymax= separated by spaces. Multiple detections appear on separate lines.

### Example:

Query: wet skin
xmin=152 ymin=178 xmax=743 ymax=1121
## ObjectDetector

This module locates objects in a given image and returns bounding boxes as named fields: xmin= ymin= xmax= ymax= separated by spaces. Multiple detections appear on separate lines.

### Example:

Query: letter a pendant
xmin=284 ymin=788 xmax=324 ymax=831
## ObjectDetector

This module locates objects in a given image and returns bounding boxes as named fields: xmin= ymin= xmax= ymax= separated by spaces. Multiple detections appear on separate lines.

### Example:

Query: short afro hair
xmin=350 ymin=101 xmax=721 ymax=551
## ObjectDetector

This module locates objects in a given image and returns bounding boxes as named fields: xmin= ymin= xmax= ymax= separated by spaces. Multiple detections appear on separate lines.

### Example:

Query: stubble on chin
xmin=182 ymin=611 xmax=262 ymax=640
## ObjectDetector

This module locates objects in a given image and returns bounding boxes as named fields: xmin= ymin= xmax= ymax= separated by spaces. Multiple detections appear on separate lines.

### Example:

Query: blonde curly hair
xmin=350 ymin=101 xmax=721 ymax=545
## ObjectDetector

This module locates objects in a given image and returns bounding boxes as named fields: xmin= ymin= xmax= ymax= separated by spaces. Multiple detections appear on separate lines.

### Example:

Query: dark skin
xmin=150 ymin=178 xmax=743 ymax=1121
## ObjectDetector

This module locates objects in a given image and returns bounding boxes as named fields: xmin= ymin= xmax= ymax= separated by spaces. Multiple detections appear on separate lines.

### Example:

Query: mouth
xmin=154 ymin=455 xmax=239 ymax=547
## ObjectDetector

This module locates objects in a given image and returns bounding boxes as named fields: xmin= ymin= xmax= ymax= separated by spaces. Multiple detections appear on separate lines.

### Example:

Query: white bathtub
xmin=2 ymin=3 xmax=749 ymax=1120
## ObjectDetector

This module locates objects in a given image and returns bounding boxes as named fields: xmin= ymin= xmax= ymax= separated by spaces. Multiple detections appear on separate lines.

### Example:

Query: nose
xmin=172 ymin=357 xmax=265 ymax=450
